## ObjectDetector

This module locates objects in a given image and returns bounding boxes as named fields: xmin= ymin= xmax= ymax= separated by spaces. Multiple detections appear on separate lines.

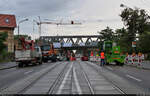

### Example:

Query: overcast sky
xmin=0 ymin=0 xmax=150 ymax=39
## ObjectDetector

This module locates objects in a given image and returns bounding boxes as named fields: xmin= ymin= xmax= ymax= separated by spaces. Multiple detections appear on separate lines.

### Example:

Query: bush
xmin=0 ymin=50 xmax=13 ymax=62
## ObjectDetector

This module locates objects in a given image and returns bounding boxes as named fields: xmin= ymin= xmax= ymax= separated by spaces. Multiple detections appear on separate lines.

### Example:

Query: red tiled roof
xmin=0 ymin=14 xmax=17 ymax=28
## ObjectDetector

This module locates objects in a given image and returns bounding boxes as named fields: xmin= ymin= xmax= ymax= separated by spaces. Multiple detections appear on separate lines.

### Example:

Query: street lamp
xmin=18 ymin=18 xmax=29 ymax=37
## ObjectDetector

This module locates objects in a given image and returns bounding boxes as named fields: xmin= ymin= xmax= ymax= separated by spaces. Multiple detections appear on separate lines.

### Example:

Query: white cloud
xmin=1 ymin=0 xmax=150 ymax=39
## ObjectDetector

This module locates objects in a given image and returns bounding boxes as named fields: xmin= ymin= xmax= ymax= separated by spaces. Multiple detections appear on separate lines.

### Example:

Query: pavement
xmin=125 ymin=61 xmax=150 ymax=70
xmin=0 ymin=62 xmax=17 ymax=70
xmin=90 ymin=56 xmax=150 ymax=70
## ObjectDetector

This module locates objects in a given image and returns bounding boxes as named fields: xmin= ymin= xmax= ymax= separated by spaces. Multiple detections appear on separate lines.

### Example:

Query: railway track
xmin=20 ymin=61 xmax=72 ymax=94
xmin=84 ymin=61 xmax=126 ymax=94
xmin=1 ymin=61 xmax=128 ymax=94
xmin=77 ymin=61 xmax=126 ymax=94
xmin=0 ymin=62 xmax=69 ymax=94
xmin=19 ymin=62 xmax=64 ymax=94
xmin=78 ymin=61 xmax=95 ymax=94
xmin=23 ymin=61 xmax=125 ymax=94
xmin=47 ymin=62 xmax=70 ymax=94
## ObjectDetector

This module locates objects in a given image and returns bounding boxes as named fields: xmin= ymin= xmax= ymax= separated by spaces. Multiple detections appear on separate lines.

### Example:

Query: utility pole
xmin=38 ymin=16 xmax=42 ymax=38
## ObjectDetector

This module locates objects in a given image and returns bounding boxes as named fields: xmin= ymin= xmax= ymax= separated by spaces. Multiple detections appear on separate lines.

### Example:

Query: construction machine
xmin=41 ymin=43 xmax=59 ymax=62
xmin=48 ymin=44 xmax=58 ymax=62
xmin=15 ymin=37 xmax=42 ymax=67
xmin=103 ymin=41 xmax=125 ymax=66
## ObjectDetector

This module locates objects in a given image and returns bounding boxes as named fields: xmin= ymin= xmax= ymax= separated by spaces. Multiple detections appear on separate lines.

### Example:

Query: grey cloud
xmin=0 ymin=0 xmax=77 ymax=16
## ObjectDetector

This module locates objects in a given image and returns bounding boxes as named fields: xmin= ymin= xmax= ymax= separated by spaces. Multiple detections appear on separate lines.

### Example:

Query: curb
xmin=92 ymin=61 xmax=150 ymax=70
xmin=0 ymin=65 xmax=17 ymax=70
xmin=125 ymin=64 xmax=150 ymax=70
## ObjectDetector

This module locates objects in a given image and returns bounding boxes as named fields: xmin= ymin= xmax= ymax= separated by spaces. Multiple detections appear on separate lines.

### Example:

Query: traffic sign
xmin=132 ymin=41 xmax=136 ymax=47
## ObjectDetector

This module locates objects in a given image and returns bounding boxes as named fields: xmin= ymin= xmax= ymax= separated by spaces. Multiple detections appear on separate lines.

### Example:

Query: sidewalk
xmin=125 ymin=61 xmax=150 ymax=70
xmin=0 ymin=62 xmax=17 ymax=70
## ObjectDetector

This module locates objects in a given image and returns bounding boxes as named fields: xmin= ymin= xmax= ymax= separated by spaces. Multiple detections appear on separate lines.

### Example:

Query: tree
xmin=120 ymin=7 xmax=150 ymax=35
xmin=14 ymin=35 xmax=31 ymax=40
xmin=137 ymin=31 xmax=150 ymax=53
xmin=115 ymin=28 xmax=133 ymax=52
xmin=120 ymin=5 xmax=150 ymax=52
xmin=0 ymin=32 xmax=8 ymax=52
xmin=98 ymin=26 xmax=115 ymax=41
xmin=114 ymin=28 xmax=126 ymax=41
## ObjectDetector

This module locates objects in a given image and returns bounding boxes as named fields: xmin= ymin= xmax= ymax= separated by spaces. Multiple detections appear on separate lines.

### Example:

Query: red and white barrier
xmin=90 ymin=56 xmax=101 ymax=62
xmin=125 ymin=54 xmax=144 ymax=68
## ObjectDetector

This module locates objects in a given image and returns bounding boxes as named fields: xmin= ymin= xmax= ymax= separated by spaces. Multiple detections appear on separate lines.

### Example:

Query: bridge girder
xmin=39 ymin=35 xmax=102 ymax=48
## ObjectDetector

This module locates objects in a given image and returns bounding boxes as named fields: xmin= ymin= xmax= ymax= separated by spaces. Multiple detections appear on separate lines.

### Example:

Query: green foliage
xmin=115 ymin=28 xmax=133 ymax=52
xmin=0 ymin=50 xmax=13 ymax=62
xmin=98 ymin=26 xmax=115 ymax=41
xmin=14 ymin=35 xmax=31 ymax=40
xmin=137 ymin=31 xmax=150 ymax=53
xmin=0 ymin=32 xmax=11 ymax=62
xmin=0 ymin=32 xmax=8 ymax=52
xmin=120 ymin=6 xmax=150 ymax=53
xmin=97 ymin=5 xmax=150 ymax=56
xmin=120 ymin=7 xmax=150 ymax=35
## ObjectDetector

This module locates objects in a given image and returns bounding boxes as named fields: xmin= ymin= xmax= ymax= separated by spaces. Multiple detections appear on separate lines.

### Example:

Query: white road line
xmin=57 ymin=63 xmax=73 ymax=94
xmin=126 ymin=74 xmax=142 ymax=82
xmin=24 ymin=70 xmax=34 ymax=75
xmin=106 ymin=66 xmax=113 ymax=71
xmin=73 ymin=67 xmax=82 ymax=94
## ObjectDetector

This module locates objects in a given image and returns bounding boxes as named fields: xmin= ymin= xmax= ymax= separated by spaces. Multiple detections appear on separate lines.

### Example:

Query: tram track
xmin=0 ymin=62 xmax=68 ymax=94
xmin=47 ymin=62 xmax=70 ymax=94
xmin=19 ymin=62 xmax=63 ymax=94
xmin=78 ymin=61 xmax=95 ymax=94
xmin=21 ymin=61 xmax=71 ymax=94
xmin=78 ymin=61 xmax=126 ymax=94
xmin=1 ymin=61 xmax=132 ymax=94
xmin=85 ymin=61 xmax=127 ymax=94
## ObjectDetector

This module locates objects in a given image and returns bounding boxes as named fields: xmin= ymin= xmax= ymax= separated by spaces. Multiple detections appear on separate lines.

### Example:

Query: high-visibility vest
xmin=100 ymin=52 xmax=105 ymax=59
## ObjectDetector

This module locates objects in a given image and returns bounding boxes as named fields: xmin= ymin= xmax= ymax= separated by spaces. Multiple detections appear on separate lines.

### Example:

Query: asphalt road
xmin=0 ymin=60 xmax=149 ymax=94
xmin=0 ymin=61 xmax=57 ymax=90
xmin=104 ymin=64 xmax=150 ymax=93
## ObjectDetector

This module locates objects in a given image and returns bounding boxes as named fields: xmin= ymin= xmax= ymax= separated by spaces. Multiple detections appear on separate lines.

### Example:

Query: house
xmin=0 ymin=14 xmax=17 ymax=52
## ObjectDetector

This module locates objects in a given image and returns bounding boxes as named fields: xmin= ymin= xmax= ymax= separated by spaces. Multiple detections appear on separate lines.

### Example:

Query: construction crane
xmin=33 ymin=16 xmax=82 ymax=37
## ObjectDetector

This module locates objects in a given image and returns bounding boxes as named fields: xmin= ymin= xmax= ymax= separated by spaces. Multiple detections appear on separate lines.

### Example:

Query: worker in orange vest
xmin=100 ymin=50 xmax=105 ymax=66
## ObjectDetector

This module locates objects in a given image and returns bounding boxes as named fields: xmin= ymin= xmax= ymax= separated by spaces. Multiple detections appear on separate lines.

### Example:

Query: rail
xmin=47 ymin=62 xmax=69 ymax=94
xmin=78 ymin=61 xmax=95 ymax=94
xmin=85 ymin=61 xmax=126 ymax=94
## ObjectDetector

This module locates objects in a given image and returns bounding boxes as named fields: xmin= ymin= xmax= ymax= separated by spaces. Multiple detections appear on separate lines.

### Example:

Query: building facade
xmin=0 ymin=14 xmax=16 ymax=53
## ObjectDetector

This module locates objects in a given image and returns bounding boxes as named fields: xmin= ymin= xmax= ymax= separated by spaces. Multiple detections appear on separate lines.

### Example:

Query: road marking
xmin=24 ymin=70 xmax=34 ymax=75
xmin=73 ymin=67 xmax=82 ymax=94
xmin=106 ymin=66 xmax=113 ymax=71
xmin=57 ymin=63 xmax=73 ymax=94
xmin=126 ymin=74 xmax=142 ymax=82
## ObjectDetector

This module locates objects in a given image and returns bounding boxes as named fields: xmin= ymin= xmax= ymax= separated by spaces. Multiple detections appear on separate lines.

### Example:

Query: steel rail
xmin=17 ymin=62 xmax=61 ymax=93
xmin=78 ymin=61 xmax=95 ymax=94
xmin=47 ymin=62 xmax=70 ymax=94
xmin=85 ymin=61 xmax=126 ymax=94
